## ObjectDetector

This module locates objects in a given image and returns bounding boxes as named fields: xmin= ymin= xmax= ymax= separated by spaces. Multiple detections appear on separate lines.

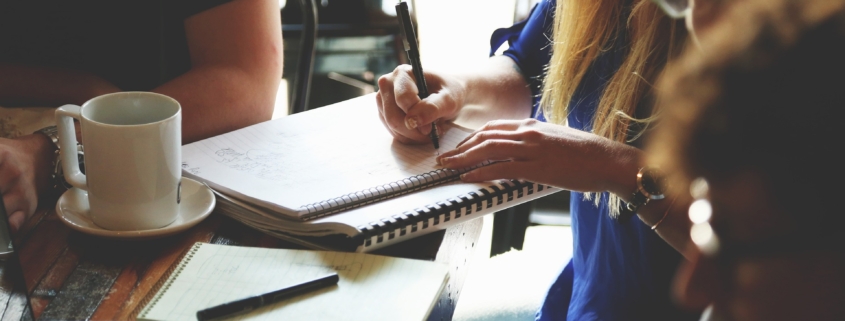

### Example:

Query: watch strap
xmin=626 ymin=190 xmax=649 ymax=212
xmin=624 ymin=166 xmax=666 ymax=214
xmin=34 ymin=126 xmax=81 ymax=191
xmin=36 ymin=125 xmax=60 ymax=146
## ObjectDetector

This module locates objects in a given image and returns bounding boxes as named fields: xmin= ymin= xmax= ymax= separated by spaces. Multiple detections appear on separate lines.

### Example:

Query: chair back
xmin=289 ymin=0 xmax=318 ymax=115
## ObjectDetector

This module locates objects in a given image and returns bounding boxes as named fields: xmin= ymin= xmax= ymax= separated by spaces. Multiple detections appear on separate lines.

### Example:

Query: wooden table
xmin=0 ymin=198 xmax=483 ymax=321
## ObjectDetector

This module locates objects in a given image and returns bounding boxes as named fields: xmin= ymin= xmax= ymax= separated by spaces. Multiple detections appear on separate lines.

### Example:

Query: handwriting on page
xmin=181 ymin=106 xmax=472 ymax=209
xmin=194 ymin=126 xmax=466 ymax=184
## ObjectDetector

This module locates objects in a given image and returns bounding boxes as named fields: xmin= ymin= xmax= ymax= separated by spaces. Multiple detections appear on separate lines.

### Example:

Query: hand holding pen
xmin=395 ymin=1 xmax=439 ymax=149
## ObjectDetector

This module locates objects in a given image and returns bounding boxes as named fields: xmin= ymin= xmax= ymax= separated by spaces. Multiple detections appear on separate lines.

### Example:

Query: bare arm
xmin=156 ymin=0 xmax=283 ymax=143
xmin=1 ymin=0 xmax=282 ymax=230
xmin=437 ymin=119 xmax=692 ymax=256
xmin=451 ymin=55 xmax=533 ymax=128
xmin=601 ymin=149 xmax=693 ymax=256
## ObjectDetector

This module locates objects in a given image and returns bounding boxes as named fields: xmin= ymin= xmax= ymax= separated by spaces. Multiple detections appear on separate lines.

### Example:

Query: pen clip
xmin=396 ymin=15 xmax=411 ymax=51
xmin=396 ymin=2 xmax=415 ymax=53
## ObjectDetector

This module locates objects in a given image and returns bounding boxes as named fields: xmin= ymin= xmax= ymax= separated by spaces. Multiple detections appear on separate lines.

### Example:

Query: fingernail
xmin=439 ymin=156 xmax=451 ymax=167
xmin=436 ymin=156 xmax=448 ymax=166
xmin=405 ymin=117 xmax=419 ymax=130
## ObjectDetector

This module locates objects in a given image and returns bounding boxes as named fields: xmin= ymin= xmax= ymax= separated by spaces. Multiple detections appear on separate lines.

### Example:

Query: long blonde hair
xmin=539 ymin=0 xmax=684 ymax=216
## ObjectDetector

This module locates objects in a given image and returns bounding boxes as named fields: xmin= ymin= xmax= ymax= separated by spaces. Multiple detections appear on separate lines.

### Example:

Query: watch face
xmin=640 ymin=167 xmax=667 ymax=199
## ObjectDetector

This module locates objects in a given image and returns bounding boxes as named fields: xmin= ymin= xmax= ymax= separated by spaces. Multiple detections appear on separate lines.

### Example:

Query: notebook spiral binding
xmin=300 ymin=161 xmax=493 ymax=220
xmin=136 ymin=243 xmax=202 ymax=318
xmin=355 ymin=179 xmax=545 ymax=248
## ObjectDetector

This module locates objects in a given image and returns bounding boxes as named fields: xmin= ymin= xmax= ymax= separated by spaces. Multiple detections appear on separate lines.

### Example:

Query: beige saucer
xmin=56 ymin=177 xmax=215 ymax=240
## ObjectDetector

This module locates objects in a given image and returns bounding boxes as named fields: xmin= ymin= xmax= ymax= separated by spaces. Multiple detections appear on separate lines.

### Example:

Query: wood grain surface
xmin=1 ymin=201 xmax=482 ymax=321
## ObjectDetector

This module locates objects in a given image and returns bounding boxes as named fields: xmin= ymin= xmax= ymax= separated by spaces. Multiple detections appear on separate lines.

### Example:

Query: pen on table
xmin=196 ymin=273 xmax=339 ymax=321
xmin=396 ymin=1 xmax=440 ymax=150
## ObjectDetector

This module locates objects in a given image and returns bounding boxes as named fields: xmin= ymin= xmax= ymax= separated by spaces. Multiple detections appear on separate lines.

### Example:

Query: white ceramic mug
xmin=56 ymin=92 xmax=182 ymax=231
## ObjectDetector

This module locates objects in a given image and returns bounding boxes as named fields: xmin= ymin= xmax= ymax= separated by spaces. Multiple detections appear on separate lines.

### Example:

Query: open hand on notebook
xmin=435 ymin=118 xmax=641 ymax=197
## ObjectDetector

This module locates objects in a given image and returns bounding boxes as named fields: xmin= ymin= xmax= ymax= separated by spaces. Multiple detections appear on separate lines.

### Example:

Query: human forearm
xmin=452 ymin=56 xmax=533 ymax=128
xmin=153 ymin=65 xmax=279 ymax=143
xmin=0 ymin=64 xmax=120 ymax=107
xmin=639 ymin=193 xmax=694 ymax=256
xmin=166 ymin=0 xmax=283 ymax=143
xmin=603 ymin=146 xmax=692 ymax=255
xmin=439 ymin=123 xmax=692 ymax=255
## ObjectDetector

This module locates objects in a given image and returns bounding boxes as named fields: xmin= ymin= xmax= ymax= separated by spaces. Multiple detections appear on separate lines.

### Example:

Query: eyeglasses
xmin=688 ymin=178 xmax=836 ymax=265
xmin=650 ymin=0 xmax=691 ymax=19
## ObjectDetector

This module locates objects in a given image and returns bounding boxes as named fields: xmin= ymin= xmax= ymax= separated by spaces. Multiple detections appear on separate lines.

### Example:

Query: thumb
xmin=405 ymin=91 xmax=457 ymax=133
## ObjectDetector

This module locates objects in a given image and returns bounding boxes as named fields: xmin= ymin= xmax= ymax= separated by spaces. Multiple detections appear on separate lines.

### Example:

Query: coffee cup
xmin=56 ymin=92 xmax=182 ymax=231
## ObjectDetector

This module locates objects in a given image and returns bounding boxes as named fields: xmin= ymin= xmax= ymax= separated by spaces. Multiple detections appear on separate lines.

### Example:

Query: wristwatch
xmin=625 ymin=166 xmax=667 ymax=213
xmin=35 ymin=126 xmax=84 ymax=191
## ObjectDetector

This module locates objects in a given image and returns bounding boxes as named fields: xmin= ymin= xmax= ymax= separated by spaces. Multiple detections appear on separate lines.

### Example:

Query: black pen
xmin=396 ymin=1 xmax=440 ymax=149
xmin=196 ymin=273 xmax=339 ymax=321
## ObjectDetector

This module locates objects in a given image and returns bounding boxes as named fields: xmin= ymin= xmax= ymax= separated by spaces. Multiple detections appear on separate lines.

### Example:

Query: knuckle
xmin=522 ymin=129 xmax=543 ymax=140
xmin=377 ymin=76 xmax=389 ymax=88
xmin=481 ymin=120 xmax=499 ymax=130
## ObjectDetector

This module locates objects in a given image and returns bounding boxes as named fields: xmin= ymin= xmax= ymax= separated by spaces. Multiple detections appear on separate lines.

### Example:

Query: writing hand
xmin=375 ymin=64 xmax=465 ymax=144
xmin=436 ymin=119 xmax=640 ymax=195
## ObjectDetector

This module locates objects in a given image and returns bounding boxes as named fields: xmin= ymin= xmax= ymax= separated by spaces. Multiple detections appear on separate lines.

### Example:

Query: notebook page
xmin=138 ymin=243 xmax=448 ymax=321
xmin=182 ymin=95 xmax=472 ymax=218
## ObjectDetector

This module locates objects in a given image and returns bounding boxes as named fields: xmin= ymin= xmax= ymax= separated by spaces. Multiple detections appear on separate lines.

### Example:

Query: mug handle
xmin=55 ymin=104 xmax=86 ymax=190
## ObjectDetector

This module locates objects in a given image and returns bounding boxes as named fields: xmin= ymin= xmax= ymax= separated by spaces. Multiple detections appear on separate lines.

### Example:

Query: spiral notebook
xmin=136 ymin=242 xmax=449 ymax=321
xmin=181 ymin=95 xmax=559 ymax=251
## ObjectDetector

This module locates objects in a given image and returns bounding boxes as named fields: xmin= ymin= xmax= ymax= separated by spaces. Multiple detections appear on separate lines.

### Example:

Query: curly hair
xmin=649 ymin=0 xmax=845 ymax=224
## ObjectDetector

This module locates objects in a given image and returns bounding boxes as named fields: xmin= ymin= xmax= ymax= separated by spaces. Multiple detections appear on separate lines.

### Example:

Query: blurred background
xmin=274 ymin=0 xmax=538 ymax=118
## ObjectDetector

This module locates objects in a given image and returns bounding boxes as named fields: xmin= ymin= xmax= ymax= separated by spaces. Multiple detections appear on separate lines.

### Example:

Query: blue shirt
xmin=491 ymin=1 xmax=698 ymax=320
